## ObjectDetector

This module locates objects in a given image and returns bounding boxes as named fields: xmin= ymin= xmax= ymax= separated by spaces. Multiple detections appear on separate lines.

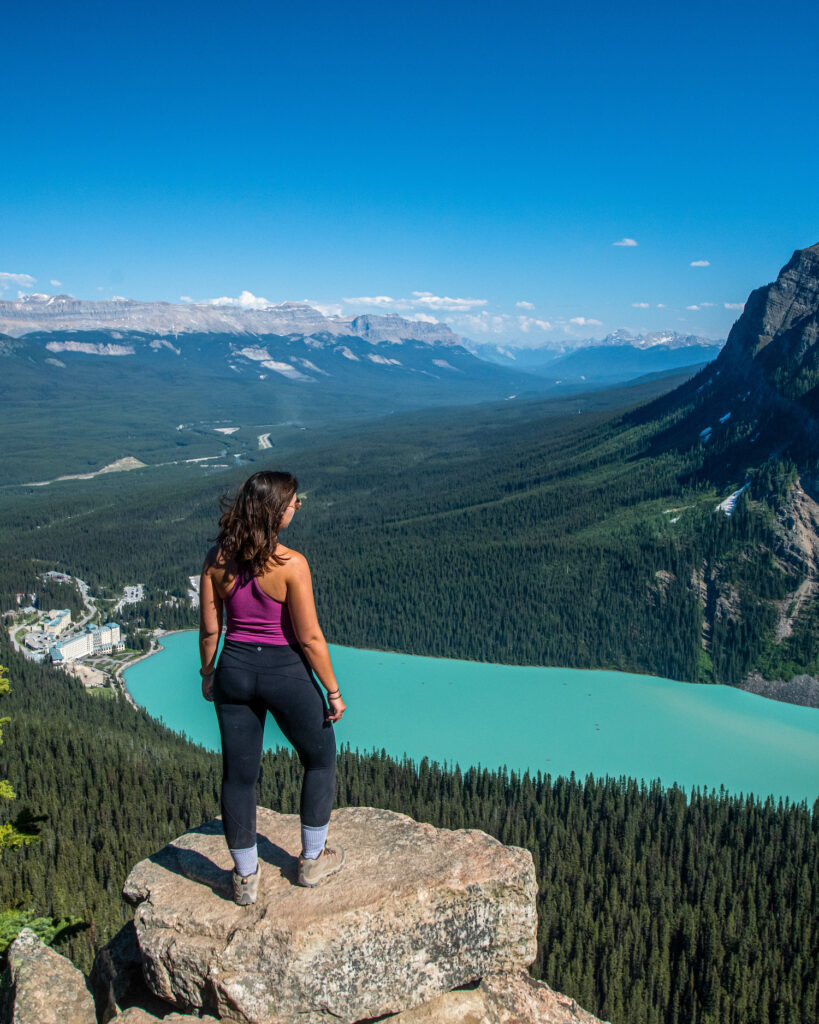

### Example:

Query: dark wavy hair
xmin=216 ymin=471 xmax=298 ymax=576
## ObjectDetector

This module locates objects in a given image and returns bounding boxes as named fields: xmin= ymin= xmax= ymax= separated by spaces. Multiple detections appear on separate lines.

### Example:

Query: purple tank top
xmin=223 ymin=572 xmax=297 ymax=646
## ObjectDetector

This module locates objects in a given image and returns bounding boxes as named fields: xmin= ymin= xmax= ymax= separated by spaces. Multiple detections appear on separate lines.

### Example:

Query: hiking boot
xmin=232 ymin=865 xmax=260 ymax=905
xmin=297 ymin=843 xmax=345 ymax=887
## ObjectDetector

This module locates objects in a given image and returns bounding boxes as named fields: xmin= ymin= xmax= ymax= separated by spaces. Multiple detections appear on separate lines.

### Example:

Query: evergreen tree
xmin=0 ymin=665 xmax=38 ymax=851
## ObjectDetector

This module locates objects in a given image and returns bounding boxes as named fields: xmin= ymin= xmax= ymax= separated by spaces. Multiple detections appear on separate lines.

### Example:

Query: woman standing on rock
xmin=199 ymin=470 xmax=346 ymax=904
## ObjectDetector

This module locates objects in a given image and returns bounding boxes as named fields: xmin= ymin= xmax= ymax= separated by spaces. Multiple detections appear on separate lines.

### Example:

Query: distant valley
xmin=1 ymin=298 xmax=718 ymax=487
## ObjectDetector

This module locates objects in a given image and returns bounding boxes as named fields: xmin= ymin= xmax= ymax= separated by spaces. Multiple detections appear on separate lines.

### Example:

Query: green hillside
xmin=1 ymin=370 xmax=813 ymax=688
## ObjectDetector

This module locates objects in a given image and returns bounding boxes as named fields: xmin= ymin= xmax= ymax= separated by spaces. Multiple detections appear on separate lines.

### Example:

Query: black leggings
xmin=213 ymin=638 xmax=336 ymax=850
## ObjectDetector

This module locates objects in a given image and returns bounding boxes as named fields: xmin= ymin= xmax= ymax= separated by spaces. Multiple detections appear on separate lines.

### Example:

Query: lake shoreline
xmin=120 ymin=628 xmax=819 ymax=711
xmin=123 ymin=633 xmax=819 ymax=806
xmin=117 ymin=628 xmax=191 ymax=704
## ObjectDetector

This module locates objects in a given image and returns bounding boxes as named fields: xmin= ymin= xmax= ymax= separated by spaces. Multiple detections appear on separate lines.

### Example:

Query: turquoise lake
xmin=124 ymin=631 xmax=819 ymax=806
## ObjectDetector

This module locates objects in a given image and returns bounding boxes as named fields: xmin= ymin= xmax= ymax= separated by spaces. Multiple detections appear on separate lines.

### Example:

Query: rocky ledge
xmin=122 ymin=806 xmax=536 ymax=1023
xmin=5 ymin=806 xmax=607 ymax=1024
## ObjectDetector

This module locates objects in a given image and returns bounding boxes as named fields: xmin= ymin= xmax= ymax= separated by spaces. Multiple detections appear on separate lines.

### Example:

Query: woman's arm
xmin=286 ymin=553 xmax=346 ymax=722
xmin=199 ymin=550 xmax=223 ymax=701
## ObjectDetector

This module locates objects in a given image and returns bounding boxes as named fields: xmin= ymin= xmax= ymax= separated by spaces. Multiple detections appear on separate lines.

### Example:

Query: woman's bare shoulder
xmin=277 ymin=546 xmax=310 ymax=576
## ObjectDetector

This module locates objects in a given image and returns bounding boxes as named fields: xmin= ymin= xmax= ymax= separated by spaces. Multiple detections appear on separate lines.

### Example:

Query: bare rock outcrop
xmin=740 ymin=669 xmax=819 ymax=708
xmin=5 ymin=928 xmax=95 ymax=1024
xmin=123 ymin=806 xmax=538 ymax=1024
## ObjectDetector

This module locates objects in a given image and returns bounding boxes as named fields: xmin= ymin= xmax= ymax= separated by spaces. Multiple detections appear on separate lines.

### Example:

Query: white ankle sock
xmin=230 ymin=845 xmax=258 ymax=877
xmin=301 ymin=822 xmax=329 ymax=860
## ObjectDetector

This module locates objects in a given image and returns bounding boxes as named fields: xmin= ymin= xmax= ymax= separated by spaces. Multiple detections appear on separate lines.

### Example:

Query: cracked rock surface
xmin=123 ymin=806 xmax=537 ymax=1024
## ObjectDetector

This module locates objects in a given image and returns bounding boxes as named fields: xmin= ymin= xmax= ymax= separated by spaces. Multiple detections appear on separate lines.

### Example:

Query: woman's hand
xmin=326 ymin=693 xmax=346 ymax=723
xmin=202 ymin=672 xmax=215 ymax=702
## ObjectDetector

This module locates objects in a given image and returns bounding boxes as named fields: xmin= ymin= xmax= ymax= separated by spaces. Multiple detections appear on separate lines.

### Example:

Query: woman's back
xmin=223 ymin=569 xmax=297 ymax=646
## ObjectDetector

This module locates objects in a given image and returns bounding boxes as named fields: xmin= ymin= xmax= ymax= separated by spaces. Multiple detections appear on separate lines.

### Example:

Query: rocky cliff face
xmin=4 ymin=807 xmax=607 ymax=1024
xmin=640 ymin=242 xmax=819 ymax=473
xmin=721 ymin=244 xmax=819 ymax=379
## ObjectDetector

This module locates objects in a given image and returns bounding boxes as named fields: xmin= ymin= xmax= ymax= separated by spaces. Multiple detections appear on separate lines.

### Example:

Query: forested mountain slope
xmin=620 ymin=243 xmax=819 ymax=696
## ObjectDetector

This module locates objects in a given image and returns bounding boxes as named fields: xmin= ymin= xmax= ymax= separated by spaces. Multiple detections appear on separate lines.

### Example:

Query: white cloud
xmin=458 ymin=311 xmax=508 ymax=334
xmin=657 ymin=303 xmax=667 ymax=309
xmin=343 ymin=292 xmax=488 ymax=314
xmin=50 ymin=279 xmax=62 ymax=287
xmin=342 ymin=295 xmax=396 ymax=307
xmin=0 ymin=271 xmax=36 ymax=291
xmin=632 ymin=302 xmax=650 ymax=308
xmin=516 ymin=300 xmax=535 ymax=310
xmin=724 ymin=302 xmax=745 ymax=310
xmin=686 ymin=305 xmax=700 ymax=311
xmin=518 ymin=316 xmax=553 ymax=332
xmin=613 ymin=238 xmax=638 ymax=247
xmin=306 ymin=300 xmax=344 ymax=317
xmin=406 ymin=312 xmax=439 ymax=323
xmin=411 ymin=291 xmax=488 ymax=312
xmin=570 ymin=316 xmax=603 ymax=326
xmin=700 ymin=302 xmax=715 ymax=307
xmin=208 ymin=290 xmax=272 ymax=309
xmin=180 ymin=295 xmax=193 ymax=303
xmin=690 ymin=260 xmax=710 ymax=267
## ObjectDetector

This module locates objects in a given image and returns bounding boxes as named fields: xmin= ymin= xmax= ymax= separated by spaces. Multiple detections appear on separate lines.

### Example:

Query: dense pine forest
xmin=1 ymin=641 xmax=817 ymax=1024
xmin=1 ymin=359 xmax=817 ymax=1018
xmin=0 ymin=374 xmax=813 ymax=687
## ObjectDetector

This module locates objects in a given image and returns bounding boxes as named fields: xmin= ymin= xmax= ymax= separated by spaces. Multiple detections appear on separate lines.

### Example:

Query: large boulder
xmin=123 ymin=806 xmax=537 ymax=1024
xmin=5 ymin=928 xmax=95 ymax=1024
xmin=385 ymin=970 xmax=607 ymax=1022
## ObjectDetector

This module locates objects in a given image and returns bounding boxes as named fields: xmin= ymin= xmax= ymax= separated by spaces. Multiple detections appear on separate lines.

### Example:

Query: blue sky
xmin=2 ymin=0 xmax=818 ymax=345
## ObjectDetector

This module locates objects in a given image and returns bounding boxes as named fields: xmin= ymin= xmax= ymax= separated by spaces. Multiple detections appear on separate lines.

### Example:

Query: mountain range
xmin=472 ymin=330 xmax=724 ymax=383
xmin=0 ymin=294 xmax=724 ymax=415
xmin=0 ymin=294 xmax=460 ymax=346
